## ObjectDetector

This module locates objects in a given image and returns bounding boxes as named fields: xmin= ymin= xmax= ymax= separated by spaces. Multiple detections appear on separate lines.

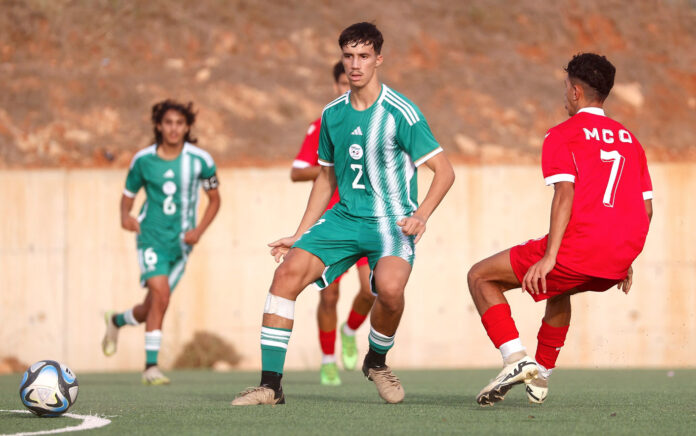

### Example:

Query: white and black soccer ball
xmin=19 ymin=360 xmax=79 ymax=417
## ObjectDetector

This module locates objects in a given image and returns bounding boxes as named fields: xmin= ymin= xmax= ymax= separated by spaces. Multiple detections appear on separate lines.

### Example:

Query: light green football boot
xmin=340 ymin=323 xmax=358 ymax=371
xmin=320 ymin=362 xmax=341 ymax=386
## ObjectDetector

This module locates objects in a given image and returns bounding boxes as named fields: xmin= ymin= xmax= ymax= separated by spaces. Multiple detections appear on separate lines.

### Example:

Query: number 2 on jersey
xmin=351 ymin=164 xmax=365 ymax=190
xmin=600 ymin=150 xmax=625 ymax=208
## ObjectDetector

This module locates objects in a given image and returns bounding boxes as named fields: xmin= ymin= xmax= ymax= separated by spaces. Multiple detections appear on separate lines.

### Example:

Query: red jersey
xmin=293 ymin=118 xmax=340 ymax=209
xmin=541 ymin=107 xmax=652 ymax=279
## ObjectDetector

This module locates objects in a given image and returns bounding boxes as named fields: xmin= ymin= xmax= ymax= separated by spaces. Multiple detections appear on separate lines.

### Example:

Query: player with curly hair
xmin=102 ymin=100 xmax=221 ymax=385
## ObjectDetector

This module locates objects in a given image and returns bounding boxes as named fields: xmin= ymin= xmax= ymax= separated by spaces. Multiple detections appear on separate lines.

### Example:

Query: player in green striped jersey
xmin=232 ymin=22 xmax=455 ymax=406
xmin=102 ymin=100 xmax=221 ymax=385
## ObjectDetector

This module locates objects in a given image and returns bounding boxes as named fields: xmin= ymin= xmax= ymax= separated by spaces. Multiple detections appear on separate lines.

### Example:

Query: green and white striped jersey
xmin=124 ymin=143 xmax=217 ymax=248
xmin=318 ymin=84 xmax=442 ymax=217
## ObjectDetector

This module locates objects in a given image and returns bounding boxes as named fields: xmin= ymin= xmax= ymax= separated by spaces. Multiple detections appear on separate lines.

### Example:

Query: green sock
xmin=114 ymin=313 xmax=127 ymax=327
xmin=146 ymin=350 xmax=158 ymax=366
xmin=260 ymin=326 xmax=291 ymax=374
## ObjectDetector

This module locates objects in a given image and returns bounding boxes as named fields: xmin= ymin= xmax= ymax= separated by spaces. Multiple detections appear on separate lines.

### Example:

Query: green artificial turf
xmin=1 ymin=369 xmax=695 ymax=435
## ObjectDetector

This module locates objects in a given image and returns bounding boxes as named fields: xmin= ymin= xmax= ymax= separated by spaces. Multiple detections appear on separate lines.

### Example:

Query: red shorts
xmin=509 ymin=236 xmax=622 ymax=302
xmin=332 ymin=257 xmax=369 ymax=284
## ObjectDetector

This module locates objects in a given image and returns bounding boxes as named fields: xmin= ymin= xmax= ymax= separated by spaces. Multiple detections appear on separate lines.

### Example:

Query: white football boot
xmin=476 ymin=353 xmax=538 ymax=406
xmin=525 ymin=375 xmax=549 ymax=404
xmin=101 ymin=311 xmax=119 ymax=356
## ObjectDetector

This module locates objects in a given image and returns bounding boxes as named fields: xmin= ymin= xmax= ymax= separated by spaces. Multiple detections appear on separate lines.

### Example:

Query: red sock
xmin=481 ymin=304 xmax=520 ymax=348
xmin=535 ymin=320 xmax=569 ymax=370
xmin=318 ymin=329 xmax=336 ymax=355
xmin=346 ymin=310 xmax=368 ymax=330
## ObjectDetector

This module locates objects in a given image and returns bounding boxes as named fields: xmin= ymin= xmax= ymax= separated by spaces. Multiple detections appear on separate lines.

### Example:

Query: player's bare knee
xmin=467 ymin=262 xmax=486 ymax=295
xmin=373 ymin=284 xmax=404 ymax=313
xmin=270 ymin=262 xmax=305 ymax=298
xmin=319 ymin=288 xmax=339 ymax=308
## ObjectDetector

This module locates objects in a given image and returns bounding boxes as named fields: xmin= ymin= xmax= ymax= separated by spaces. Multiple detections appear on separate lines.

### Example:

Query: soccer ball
xmin=19 ymin=360 xmax=79 ymax=417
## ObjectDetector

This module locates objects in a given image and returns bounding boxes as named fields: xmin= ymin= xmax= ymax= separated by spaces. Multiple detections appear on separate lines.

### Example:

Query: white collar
xmin=577 ymin=107 xmax=605 ymax=116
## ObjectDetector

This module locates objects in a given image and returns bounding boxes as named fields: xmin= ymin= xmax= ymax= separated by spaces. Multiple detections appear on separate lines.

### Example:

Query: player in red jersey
xmin=290 ymin=61 xmax=375 ymax=386
xmin=467 ymin=53 xmax=653 ymax=406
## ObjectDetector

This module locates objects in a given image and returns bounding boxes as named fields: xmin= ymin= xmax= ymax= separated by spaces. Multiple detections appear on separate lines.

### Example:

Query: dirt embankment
xmin=1 ymin=0 xmax=694 ymax=168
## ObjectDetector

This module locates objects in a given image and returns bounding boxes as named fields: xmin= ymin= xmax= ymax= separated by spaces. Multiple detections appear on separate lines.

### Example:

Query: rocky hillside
xmin=1 ymin=0 xmax=694 ymax=168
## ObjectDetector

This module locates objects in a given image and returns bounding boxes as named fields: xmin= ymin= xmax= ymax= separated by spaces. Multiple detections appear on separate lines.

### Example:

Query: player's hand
xmin=183 ymin=228 xmax=202 ymax=245
xmin=397 ymin=215 xmax=427 ymax=244
xmin=522 ymin=255 xmax=556 ymax=295
xmin=618 ymin=266 xmax=633 ymax=294
xmin=268 ymin=236 xmax=298 ymax=263
xmin=121 ymin=215 xmax=140 ymax=234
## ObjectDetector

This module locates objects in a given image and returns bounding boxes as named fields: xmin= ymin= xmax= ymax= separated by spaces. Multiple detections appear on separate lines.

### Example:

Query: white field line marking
xmin=0 ymin=410 xmax=111 ymax=435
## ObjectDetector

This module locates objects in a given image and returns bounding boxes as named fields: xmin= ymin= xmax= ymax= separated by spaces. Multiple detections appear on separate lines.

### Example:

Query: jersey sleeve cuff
xmin=544 ymin=174 xmax=576 ymax=186
xmin=643 ymin=191 xmax=653 ymax=200
xmin=123 ymin=188 xmax=136 ymax=198
xmin=292 ymin=159 xmax=312 ymax=169
xmin=413 ymin=147 xmax=443 ymax=167
xmin=317 ymin=159 xmax=334 ymax=167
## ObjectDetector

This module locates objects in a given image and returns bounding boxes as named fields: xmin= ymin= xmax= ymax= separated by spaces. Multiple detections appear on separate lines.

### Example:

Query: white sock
xmin=499 ymin=338 xmax=526 ymax=362
xmin=123 ymin=309 xmax=139 ymax=326
xmin=145 ymin=330 xmax=162 ymax=356
xmin=537 ymin=363 xmax=553 ymax=379
xmin=321 ymin=354 xmax=336 ymax=365
xmin=342 ymin=323 xmax=356 ymax=336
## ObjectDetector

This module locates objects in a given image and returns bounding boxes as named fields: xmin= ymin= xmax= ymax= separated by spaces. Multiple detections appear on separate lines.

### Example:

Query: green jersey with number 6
xmin=124 ymin=143 xmax=218 ymax=249
xmin=317 ymin=84 xmax=442 ymax=218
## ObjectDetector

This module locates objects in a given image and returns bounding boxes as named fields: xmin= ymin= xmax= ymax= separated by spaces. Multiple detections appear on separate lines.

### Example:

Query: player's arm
xmin=523 ymin=181 xmax=574 ymax=295
xmin=269 ymin=165 xmax=336 ymax=262
xmin=183 ymin=185 xmax=221 ymax=245
xmin=120 ymin=194 xmax=140 ymax=234
xmin=619 ymin=198 xmax=654 ymax=294
xmin=398 ymin=152 xmax=455 ymax=243
xmin=290 ymin=165 xmax=321 ymax=182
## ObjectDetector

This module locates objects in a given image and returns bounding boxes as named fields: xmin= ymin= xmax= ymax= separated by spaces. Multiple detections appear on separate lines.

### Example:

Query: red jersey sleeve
xmin=293 ymin=119 xmax=321 ymax=168
xmin=541 ymin=128 xmax=577 ymax=185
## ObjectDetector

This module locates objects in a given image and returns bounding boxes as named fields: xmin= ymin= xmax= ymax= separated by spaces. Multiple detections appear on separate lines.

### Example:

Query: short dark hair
xmin=332 ymin=61 xmax=345 ymax=83
xmin=151 ymin=99 xmax=197 ymax=145
xmin=338 ymin=22 xmax=383 ymax=54
xmin=565 ymin=53 xmax=616 ymax=102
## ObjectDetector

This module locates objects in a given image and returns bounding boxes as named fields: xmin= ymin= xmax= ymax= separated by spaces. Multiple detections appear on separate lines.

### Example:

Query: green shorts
xmin=293 ymin=208 xmax=415 ymax=290
xmin=136 ymin=240 xmax=191 ymax=292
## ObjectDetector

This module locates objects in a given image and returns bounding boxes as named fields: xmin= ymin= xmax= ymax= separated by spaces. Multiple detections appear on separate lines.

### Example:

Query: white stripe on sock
xmin=260 ymin=339 xmax=288 ymax=349
xmin=144 ymin=330 xmax=162 ymax=351
xmin=369 ymin=328 xmax=395 ymax=347
xmin=321 ymin=354 xmax=336 ymax=364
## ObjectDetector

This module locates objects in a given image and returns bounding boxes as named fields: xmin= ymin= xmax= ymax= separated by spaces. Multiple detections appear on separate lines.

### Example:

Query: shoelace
xmin=373 ymin=368 xmax=401 ymax=386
